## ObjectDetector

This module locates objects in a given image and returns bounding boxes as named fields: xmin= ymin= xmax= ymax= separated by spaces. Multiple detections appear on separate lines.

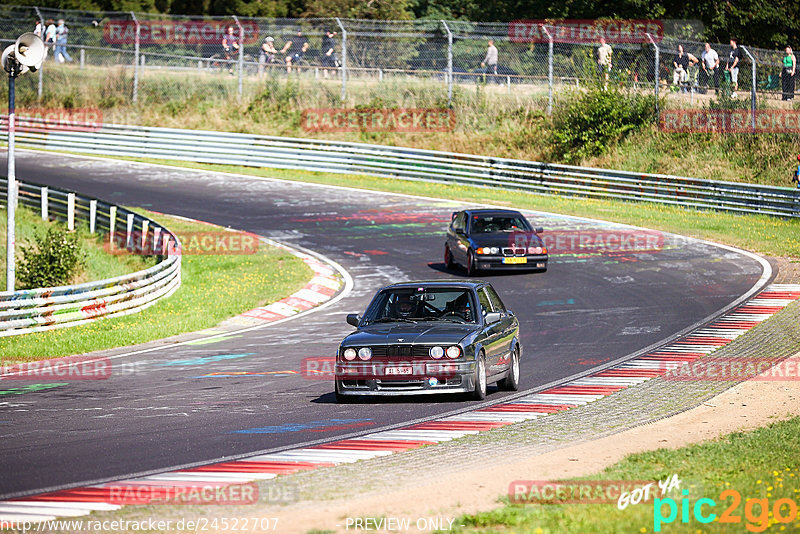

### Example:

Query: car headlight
xmin=429 ymin=346 xmax=444 ymax=359
xmin=357 ymin=347 xmax=372 ymax=360
xmin=477 ymin=247 xmax=499 ymax=255
xmin=528 ymin=246 xmax=543 ymax=254
xmin=446 ymin=346 xmax=461 ymax=359
xmin=343 ymin=348 xmax=357 ymax=361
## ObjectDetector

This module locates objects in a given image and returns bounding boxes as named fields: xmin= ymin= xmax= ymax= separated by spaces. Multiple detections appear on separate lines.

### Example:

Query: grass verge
xmin=0 ymin=209 xmax=313 ymax=361
xmin=0 ymin=206 xmax=152 ymax=288
xmin=109 ymin=157 xmax=800 ymax=258
xmin=451 ymin=416 xmax=800 ymax=533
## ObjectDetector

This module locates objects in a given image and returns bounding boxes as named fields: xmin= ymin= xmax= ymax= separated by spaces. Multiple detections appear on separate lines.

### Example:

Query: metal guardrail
xmin=6 ymin=118 xmax=800 ymax=218
xmin=0 ymin=177 xmax=181 ymax=337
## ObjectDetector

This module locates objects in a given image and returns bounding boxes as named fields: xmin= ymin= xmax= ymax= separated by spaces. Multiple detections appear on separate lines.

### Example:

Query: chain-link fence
xmin=1 ymin=5 xmax=797 ymax=119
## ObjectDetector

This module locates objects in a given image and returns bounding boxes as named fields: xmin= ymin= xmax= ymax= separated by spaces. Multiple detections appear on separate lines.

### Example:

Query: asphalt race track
xmin=0 ymin=152 xmax=768 ymax=498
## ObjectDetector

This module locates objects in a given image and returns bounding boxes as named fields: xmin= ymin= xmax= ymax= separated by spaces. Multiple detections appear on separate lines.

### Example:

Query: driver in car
xmin=391 ymin=294 xmax=417 ymax=318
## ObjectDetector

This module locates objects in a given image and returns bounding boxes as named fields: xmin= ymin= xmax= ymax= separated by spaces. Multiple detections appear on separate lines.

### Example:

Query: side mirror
xmin=346 ymin=313 xmax=361 ymax=327
xmin=485 ymin=311 xmax=502 ymax=325
xmin=534 ymin=227 xmax=544 ymax=234
xmin=506 ymin=309 xmax=514 ymax=316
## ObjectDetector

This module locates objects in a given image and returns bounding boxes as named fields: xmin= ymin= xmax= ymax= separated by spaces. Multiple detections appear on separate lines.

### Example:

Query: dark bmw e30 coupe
xmin=444 ymin=208 xmax=547 ymax=276
xmin=334 ymin=280 xmax=521 ymax=402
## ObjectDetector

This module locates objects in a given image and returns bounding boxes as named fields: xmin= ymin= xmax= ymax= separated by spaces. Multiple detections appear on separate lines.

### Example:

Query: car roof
xmin=381 ymin=280 xmax=486 ymax=290
xmin=462 ymin=208 xmax=525 ymax=217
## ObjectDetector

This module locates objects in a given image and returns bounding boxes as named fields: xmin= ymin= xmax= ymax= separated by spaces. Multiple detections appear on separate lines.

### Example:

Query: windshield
xmin=470 ymin=215 xmax=531 ymax=234
xmin=363 ymin=287 xmax=477 ymax=324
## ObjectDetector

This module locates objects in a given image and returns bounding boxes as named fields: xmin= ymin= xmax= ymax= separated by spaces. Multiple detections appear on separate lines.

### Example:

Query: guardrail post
xmin=153 ymin=226 xmax=161 ymax=253
xmin=441 ymin=20 xmax=453 ymax=105
xmin=646 ymin=33 xmax=659 ymax=116
xmin=67 ymin=193 xmax=75 ymax=231
xmin=41 ymin=186 xmax=48 ymax=220
xmin=126 ymin=213 xmax=134 ymax=249
xmin=141 ymin=219 xmax=149 ymax=250
xmin=742 ymin=46 xmax=757 ymax=133
xmin=336 ymin=18 xmax=347 ymax=102
xmin=89 ymin=199 xmax=97 ymax=233
xmin=130 ymin=12 xmax=140 ymax=104
xmin=233 ymin=16 xmax=244 ymax=98
xmin=34 ymin=7 xmax=44 ymax=99
xmin=541 ymin=24 xmax=553 ymax=115
xmin=108 ymin=206 xmax=117 ymax=244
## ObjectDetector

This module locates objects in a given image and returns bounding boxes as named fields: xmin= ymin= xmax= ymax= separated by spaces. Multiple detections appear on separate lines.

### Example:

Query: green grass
xmin=449 ymin=416 xmax=800 ymax=533
xmin=0 ymin=209 xmax=313 ymax=360
xmin=110 ymin=158 xmax=800 ymax=259
xmin=0 ymin=206 xmax=152 ymax=288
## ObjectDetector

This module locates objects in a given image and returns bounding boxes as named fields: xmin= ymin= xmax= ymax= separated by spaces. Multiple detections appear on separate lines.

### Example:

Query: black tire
xmin=444 ymin=245 xmax=455 ymax=270
xmin=466 ymin=250 xmax=478 ymax=277
xmin=498 ymin=345 xmax=520 ymax=391
xmin=335 ymin=381 xmax=355 ymax=403
xmin=471 ymin=352 xmax=487 ymax=400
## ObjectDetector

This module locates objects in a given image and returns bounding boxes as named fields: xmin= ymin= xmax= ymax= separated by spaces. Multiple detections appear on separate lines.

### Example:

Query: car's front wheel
xmin=444 ymin=245 xmax=455 ymax=270
xmin=466 ymin=250 xmax=478 ymax=277
xmin=335 ymin=380 xmax=355 ymax=403
xmin=471 ymin=352 xmax=487 ymax=400
xmin=498 ymin=345 xmax=520 ymax=391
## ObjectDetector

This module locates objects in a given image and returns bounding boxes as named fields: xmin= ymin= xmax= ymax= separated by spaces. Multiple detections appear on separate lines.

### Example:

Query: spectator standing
xmin=782 ymin=46 xmax=796 ymax=101
xmin=281 ymin=29 xmax=309 ymax=74
xmin=321 ymin=29 xmax=338 ymax=78
xmin=700 ymin=42 xmax=720 ymax=94
xmin=597 ymin=37 xmax=612 ymax=88
xmin=54 ymin=19 xmax=72 ymax=63
xmin=725 ymin=38 xmax=743 ymax=97
xmin=33 ymin=18 xmax=42 ymax=38
xmin=258 ymin=36 xmax=278 ymax=75
xmin=222 ymin=26 xmax=239 ymax=75
xmin=481 ymin=39 xmax=498 ymax=76
xmin=44 ymin=19 xmax=56 ymax=61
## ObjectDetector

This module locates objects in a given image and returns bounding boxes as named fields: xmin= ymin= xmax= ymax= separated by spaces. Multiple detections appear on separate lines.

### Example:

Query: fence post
xmin=67 ymin=193 xmax=75 ymax=231
xmin=441 ymin=20 xmax=453 ymax=105
xmin=80 ymin=48 xmax=84 ymax=69
xmin=41 ymin=186 xmax=48 ymax=220
xmin=34 ymin=7 xmax=44 ymax=99
xmin=109 ymin=206 xmax=117 ymax=244
xmin=541 ymin=24 xmax=553 ymax=115
xmin=335 ymin=18 xmax=347 ymax=102
xmin=89 ymin=199 xmax=97 ymax=234
xmin=742 ymin=46 xmax=757 ymax=134
xmin=646 ymin=33 xmax=659 ymax=116
xmin=233 ymin=15 xmax=244 ymax=98
xmin=126 ymin=213 xmax=134 ymax=249
xmin=130 ymin=12 xmax=140 ymax=103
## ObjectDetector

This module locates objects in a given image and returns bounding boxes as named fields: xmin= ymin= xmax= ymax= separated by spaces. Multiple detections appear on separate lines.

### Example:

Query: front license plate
xmin=503 ymin=257 xmax=527 ymax=264
xmin=386 ymin=366 xmax=413 ymax=375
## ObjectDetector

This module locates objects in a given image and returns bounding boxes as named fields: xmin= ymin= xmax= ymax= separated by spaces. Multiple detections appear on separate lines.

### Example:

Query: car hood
xmin=343 ymin=323 xmax=478 ymax=346
xmin=470 ymin=231 xmax=543 ymax=248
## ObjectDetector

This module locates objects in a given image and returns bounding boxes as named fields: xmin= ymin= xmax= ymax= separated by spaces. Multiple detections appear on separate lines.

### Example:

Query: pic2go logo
xmin=654 ymin=489 xmax=799 ymax=532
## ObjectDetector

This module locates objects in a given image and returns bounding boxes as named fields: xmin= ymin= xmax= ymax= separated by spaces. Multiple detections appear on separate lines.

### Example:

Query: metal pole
xmin=130 ymin=12 xmax=140 ymax=103
xmin=542 ymin=25 xmax=553 ymax=115
xmin=742 ymin=46 xmax=757 ymax=134
xmin=646 ymin=33 xmax=659 ymax=116
xmin=441 ymin=20 xmax=452 ymax=105
xmin=34 ymin=7 xmax=44 ymax=99
xmin=233 ymin=15 xmax=243 ymax=98
xmin=335 ymin=18 xmax=347 ymax=102
xmin=6 ymin=72 xmax=16 ymax=291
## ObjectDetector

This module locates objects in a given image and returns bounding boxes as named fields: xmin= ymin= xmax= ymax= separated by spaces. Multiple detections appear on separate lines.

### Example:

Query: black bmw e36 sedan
xmin=334 ymin=280 xmax=521 ymax=402
xmin=444 ymin=209 xmax=548 ymax=276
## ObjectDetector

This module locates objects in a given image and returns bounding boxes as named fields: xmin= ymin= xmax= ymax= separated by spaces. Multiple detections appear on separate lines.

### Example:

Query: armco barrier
xmin=0 ymin=178 xmax=181 ymax=337
xmin=4 ymin=117 xmax=800 ymax=218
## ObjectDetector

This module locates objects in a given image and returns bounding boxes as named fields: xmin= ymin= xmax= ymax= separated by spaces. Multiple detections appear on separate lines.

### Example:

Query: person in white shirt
xmin=700 ymin=42 xmax=720 ymax=94
xmin=481 ymin=39 xmax=498 ymax=75
xmin=44 ymin=19 xmax=56 ymax=61
xmin=597 ymin=37 xmax=612 ymax=88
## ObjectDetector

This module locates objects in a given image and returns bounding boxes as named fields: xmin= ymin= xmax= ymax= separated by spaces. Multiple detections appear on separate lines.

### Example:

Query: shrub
xmin=548 ymin=87 xmax=658 ymax=163
xmin=17 ymin=227 xmax=86 ymax=289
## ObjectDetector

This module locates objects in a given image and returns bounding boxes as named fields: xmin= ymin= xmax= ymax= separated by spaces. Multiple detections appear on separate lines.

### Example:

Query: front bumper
xmin=474 ymin=254 xmax=548 ymax=270
xmin=335 ymin=360 xmax=477 ymax=396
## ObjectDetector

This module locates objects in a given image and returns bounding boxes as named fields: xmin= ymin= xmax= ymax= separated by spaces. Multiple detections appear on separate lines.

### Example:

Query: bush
xmin=17 ymin=227 xmax=86 ymax=289
xmin=548 ymin=87 xmax=658 ymax=163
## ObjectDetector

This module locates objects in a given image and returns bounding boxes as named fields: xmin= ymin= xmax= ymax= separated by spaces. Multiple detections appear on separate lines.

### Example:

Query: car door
xmin=449 ymin=212 xmax=469 ymax=265
xmin=477 ymin=286 xmax=504 ymax=374
xmin=484 ymin=284 xmax=515 ymax=373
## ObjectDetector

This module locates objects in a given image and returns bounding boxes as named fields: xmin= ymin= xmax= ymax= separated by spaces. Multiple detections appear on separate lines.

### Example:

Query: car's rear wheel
xmin=498 ymin=345 xmax=520 ymax=391
xmin=471 ymin=352 xmax=487 ymax=400
xmin=466 ymin=250 xmax=478 ymax=277
xmin=444 ymin=245 xmax=455 ymax=270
